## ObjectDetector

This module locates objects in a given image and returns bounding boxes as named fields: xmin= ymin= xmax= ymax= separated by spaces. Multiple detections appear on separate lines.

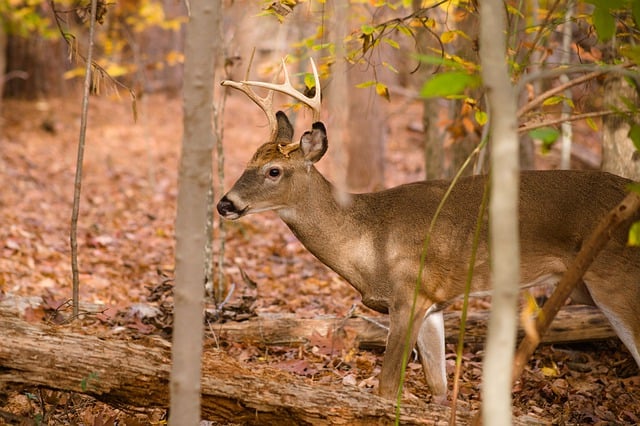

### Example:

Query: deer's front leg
xmin=377 ymin=302 xmax=428 ymax=400
xmin=415 ymin=309 xmax=447 ymax=399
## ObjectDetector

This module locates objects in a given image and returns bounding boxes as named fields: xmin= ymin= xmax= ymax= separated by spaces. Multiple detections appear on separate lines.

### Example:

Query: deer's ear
xmin=275 ymin=111 xmax=294 ymax=143
xmin=300 ymin=121 xmax=328 ymax=164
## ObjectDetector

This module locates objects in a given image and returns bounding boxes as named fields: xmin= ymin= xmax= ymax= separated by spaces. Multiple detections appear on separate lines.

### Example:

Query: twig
xmin=517 ymin=109 xmax=640 ymax=133
xmin=518 ymin=69 xmax=604 ymax=118
xmin=516 ymin=63 xmax=637 ymax=118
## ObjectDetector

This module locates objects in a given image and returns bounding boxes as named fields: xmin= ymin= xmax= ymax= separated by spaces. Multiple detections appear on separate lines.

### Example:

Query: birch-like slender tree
xmin=479 ymin=0 xmax=520 ymax=424
xmin=327 ymin=0 xmax=350 ymax=203
xmin=70 ymin=0 xmax=98 ymax=318
xmin=170 ymin=0 xmax=220 ymax=423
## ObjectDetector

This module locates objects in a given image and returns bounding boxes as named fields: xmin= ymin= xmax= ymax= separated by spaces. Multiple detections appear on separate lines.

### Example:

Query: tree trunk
xmin=326 ymin=0 xmax=350 ymax=202
xmin=325 ymin=2 xmax=386 ymax=193
xmin=411 ymin=0 xmax=445 ymax=180
xmin=601 ymin=75 xmax=640 ymax=180
xmin=346 ymin=67 xmax=386 ymax=191
xmin=171 ymin=0 xmax=219 ymax=422
xmin=0 ymin=308 xmax=468 ymax=425
xmin=479 ymin=0 xmax=521 ymax=423
xmin=448 ymin=5 xmax=483 ymax=177
xmin=4 ymin=35 xmax=69 ymax=99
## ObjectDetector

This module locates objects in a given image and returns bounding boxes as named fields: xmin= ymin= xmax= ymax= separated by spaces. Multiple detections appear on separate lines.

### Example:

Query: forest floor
xmin=0 ymin=90 xmax=639 ymax=425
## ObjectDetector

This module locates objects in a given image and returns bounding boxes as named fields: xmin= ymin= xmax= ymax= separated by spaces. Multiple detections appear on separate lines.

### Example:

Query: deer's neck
xmin=276 ymin=168 xmax=380 ymax=299
xmin=277 ymin=168 xmax=355 ymax=247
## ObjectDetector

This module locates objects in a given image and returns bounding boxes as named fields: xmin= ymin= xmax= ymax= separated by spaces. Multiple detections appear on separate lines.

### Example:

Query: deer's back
xmin=351 ymin=170 xmax=637 ymax=294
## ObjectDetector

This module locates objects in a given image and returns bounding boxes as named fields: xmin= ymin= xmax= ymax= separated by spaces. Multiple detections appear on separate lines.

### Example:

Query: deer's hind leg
xmin=415 ymin=309 xmax=447 ymax=399
xmin=583 ymin=271 xmax=640 ymax=368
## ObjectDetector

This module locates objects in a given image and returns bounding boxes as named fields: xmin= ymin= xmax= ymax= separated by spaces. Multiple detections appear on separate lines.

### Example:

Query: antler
xmin=221 ymin=58 xmax=321 ymax=142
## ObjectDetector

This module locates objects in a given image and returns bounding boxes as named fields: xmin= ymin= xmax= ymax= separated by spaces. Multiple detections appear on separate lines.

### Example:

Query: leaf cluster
xmin=0 ymin=0 xmax=63 ymax=38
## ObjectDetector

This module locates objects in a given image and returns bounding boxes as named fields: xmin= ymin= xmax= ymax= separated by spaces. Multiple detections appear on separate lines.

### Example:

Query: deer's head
xmin=217 ymin=58 xmax=326 ymax=220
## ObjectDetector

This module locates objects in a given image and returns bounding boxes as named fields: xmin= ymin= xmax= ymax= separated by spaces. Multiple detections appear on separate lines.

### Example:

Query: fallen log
xmin=213 ymin=305 xmax=616 ymax=350
xmin=0 ymin=298 xmax=608 ymax=425
xmin=0 ymin=307 xmax=463 ymax=425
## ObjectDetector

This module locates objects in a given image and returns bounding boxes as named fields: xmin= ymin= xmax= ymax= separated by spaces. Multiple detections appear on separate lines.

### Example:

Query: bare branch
xmin=517 ymin=109 xmax=640 ymax=133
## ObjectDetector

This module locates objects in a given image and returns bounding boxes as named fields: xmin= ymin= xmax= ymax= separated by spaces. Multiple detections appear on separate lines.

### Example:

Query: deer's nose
xmin=217 ymin=196 xmax=237 ymax=217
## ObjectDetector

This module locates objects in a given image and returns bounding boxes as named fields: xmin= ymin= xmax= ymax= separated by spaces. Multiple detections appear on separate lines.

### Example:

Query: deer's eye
xmin=267 ymin=167 xmax=281 ymax=178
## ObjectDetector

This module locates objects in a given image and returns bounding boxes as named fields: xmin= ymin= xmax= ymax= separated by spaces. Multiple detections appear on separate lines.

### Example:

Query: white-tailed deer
xmin=217 ymin=59 xmax=640 ymax=400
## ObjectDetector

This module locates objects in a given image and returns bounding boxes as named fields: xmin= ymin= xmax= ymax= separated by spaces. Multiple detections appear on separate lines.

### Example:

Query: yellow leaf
xmin=375 ymin=82 xmax=390 ymax=101
xmin=475 ymin=110 xmax=488 ymax=126
xmin=520 ymin=292 xmax=540 ymax=345
xmin=382 ymin=37 xmax=399 ymax=49
xmin=105 ymin=63 xmax=131 ymax=78
xmin=63 ymin=67 xmax=86 ymax=80
xmin=441 ymin=31 xmax=458 ymax=44
xmin=540 ymin=361 xmax=559 ymax=377
xmin=165 ymin=50 xmax=184 ymax=66
xmin=586 ymin=117 xmax=599 ymax=131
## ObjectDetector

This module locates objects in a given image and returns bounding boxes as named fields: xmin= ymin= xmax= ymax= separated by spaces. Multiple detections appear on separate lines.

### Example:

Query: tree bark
xmin=346 ymin=66 xmax=386 ymax=191
xmin=0 ymin=308 xmax=466 ymax=425
xmin=601 ymin=74 xmax=640 ymax=180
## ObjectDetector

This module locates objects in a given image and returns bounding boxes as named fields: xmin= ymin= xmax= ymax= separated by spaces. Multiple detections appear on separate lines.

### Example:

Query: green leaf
xmin=361 ymin=24 xmax=375 ymax=35
xmin=304 ymin=73 xmax=316 ymax=92
xmin=542 ymin=96 xmax=565 ymax=106
xmin=620 ymin=45 xmax=640 ymax=64
xmin=355 ymin=80 xmax=377 ymax=89
xmin=420 ymin=71 xmax=479 ymax=99
xmin=475 ymin=110 xmax=488 ymax=126
xmin=592 ymin=6 xmax=616 ymax=41
xmin=529 ymin=127 xmax=560 ymax=145
xmin=80 ymin=372 xmax=99 ymax=392
xmin=506 ymin=4 xmax=524 ymax=18
xmin=382 ymin=37 xmax=400 ymax=49
xmin=413 ymin=53 xmax=463 ymax=70
xmin=397 ymin=25 xmax=413 ymax=37
xmin=628 ymin=182 xmax=640 ymax=194
xmin=629 ymin=124 xmax=640 ymax=152
xmin=629 ymin=221 xmax=640 ymax=247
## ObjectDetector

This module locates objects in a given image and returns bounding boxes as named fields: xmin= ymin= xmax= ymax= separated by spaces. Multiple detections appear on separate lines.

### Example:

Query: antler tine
xmin=235 ymin=58 xmax=321 ymax=122
xmin=221 ymin=79 xmax=278 ymax=140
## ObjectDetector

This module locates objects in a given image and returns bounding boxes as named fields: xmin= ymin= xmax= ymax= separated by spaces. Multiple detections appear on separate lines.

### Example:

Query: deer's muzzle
xmin=217 ymin=196 xmax=246 ymax=220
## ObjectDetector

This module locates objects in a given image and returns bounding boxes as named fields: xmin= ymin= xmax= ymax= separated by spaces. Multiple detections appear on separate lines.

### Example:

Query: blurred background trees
xmin=1 ymin=0 xmax=638 ymax=181
xmin=1 ymin=0 xmax=186 ymax=98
